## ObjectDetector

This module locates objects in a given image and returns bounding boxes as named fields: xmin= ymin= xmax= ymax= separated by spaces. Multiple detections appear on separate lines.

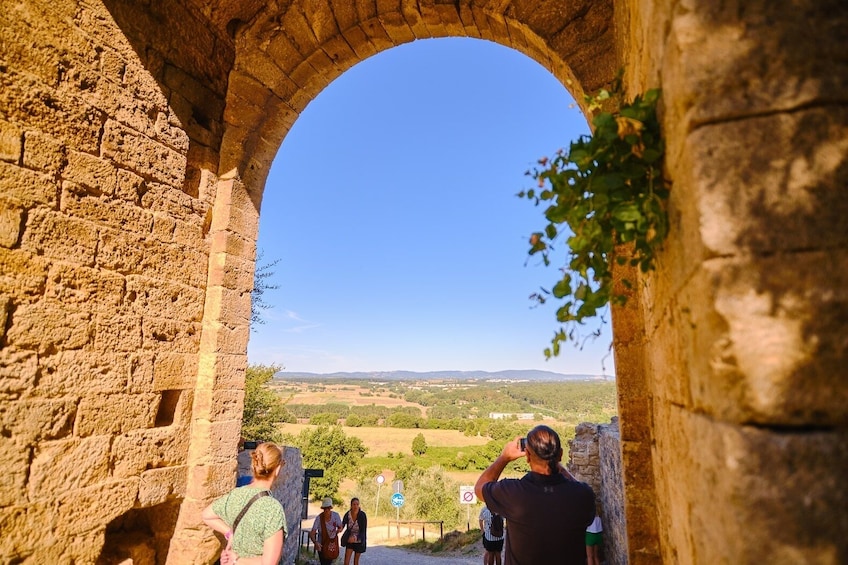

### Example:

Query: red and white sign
xmin=459 ymin=486 xmax=477 ymax=504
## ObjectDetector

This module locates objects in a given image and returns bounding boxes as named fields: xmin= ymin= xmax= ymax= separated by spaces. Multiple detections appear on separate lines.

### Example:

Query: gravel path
xmin=354 ymin=545 xmax=481 ymax=565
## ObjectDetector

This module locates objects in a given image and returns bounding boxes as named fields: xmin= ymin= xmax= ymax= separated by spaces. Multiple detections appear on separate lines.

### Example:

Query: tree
xmin=408 ymin=466 xmax=463 ymax=529
xmin=251 ymin=251 xmax=281 ymax=327
xmin=242 ymin=364 xmax=290 ymax=443
xmin=294 ymin=425 xmax=368 ymax=502
xmin=411 ymin=432 xmax=427 ymax=456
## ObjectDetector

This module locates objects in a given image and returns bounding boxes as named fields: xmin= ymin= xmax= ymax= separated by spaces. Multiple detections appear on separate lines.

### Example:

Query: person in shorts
xmin=479 ymin=504 xmax=504 ymax=565
xmin=586 ymin=514 xmax=603 ymax=565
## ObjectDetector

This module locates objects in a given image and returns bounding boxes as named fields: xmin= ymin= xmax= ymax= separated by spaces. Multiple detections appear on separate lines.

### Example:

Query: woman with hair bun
xmin=202 ymin=442 xmax=288 ymax=565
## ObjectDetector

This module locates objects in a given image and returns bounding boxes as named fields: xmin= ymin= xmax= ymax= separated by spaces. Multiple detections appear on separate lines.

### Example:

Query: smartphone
xmin=519 ymin=438 xmax=526 ymax=451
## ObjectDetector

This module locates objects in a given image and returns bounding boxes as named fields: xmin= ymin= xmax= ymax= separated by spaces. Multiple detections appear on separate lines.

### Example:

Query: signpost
xmin=459 ymin=486 xmax=477 ymax=531
xmin=375 ymin=474 xmax=385 ymax=516
xmin=390 ymin=492 xmax=405 ymax=521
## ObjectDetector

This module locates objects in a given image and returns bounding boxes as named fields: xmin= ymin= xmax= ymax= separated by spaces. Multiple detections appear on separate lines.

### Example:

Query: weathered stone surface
xmin=20 ymin=209 xmax=98 ymax=266
xmin=138 ymin=465 xmax=189 ymax=507
xmin=55 ymin=478 xmax=139 ymax=536
xmin=0 ymin=161 xmax=59 ymax=208
xmin=5 ymin=300 xmax=92 ymax=353
xmin=28 ymin=436 xmax=111 ymax=500
xmin=0 ymin=398 xmax=77 ymax=443
xmin=35 ymin=350 xmax=130 ymax=396
xmin=112 ymin=426 xmax=191 ymax=479
xmin=1 ymin=1 xmax=845 ymax=564
xmin=76 ymin=393 xmax=159 ymax=437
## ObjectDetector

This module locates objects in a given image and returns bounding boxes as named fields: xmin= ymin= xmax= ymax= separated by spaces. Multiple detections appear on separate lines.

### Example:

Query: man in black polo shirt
xmin=475 ymin=425 xmax=596 ymax=565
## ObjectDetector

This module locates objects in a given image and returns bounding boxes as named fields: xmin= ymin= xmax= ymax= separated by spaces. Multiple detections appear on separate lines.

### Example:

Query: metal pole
xmin=375 ymin=483 xmax=381 ymax=516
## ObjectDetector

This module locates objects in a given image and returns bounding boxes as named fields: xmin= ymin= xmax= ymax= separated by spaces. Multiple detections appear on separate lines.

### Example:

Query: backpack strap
xmin=232 ymin=491 xmax=270 ymax=535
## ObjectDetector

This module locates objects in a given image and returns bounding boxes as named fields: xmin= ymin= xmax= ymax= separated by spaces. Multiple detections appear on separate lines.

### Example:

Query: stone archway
xmin=0 ymin=1 xmax=845 ymax=564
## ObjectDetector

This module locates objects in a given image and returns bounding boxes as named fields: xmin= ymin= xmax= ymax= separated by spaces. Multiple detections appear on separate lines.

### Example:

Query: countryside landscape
xmin=244 ymin=365 xmax=617 ymax=543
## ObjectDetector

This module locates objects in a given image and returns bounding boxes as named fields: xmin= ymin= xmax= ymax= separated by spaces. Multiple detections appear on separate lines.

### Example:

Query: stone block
xmin=92 ymin=312 xmax=144 ymax=352
xmin=27 ymin=436 xmax=110 ymax=500
xmin=141 ymin=316 xmax=201 ymax=353
xmin=45 ymin=262 xmax=125 ymax=308
xmin=63 ymin=149 xmax=118 ymax=195
xmin=128 ymin=352 xmax=155 ymax=393
xmin=206 ymin=252 xmax=253 ymax=293
xmin=55 ymin=478 xmax=139 ymax=536
xmin=140 ymin=182 xmax=202 ymax=225
xmin=5 ymin=300 xmax=92 ymax=353
xmin=22 ymin=131 xmax=66 ymax=174
xmin=0 ymin=438 xmax=29 ymax=506
xmin=187 ymin=461 xmax=238 ymax=499
xmin=35 ymin=350 xmax=129 ymax=396
xmin=197 ymin=353 xmax=246 ymax=391
xmin=676 ymin=410 xmax=848 ymax=564
xmin=0 ymin=202 xmax=23 ymax=248
xmin=76 ymin=393 xmax=159 ymax=437
xmin=0 ymin=503 xmax=57 ymax=560
xmin=101 ymin=120 xmax=187 ymax=188
xmin=96 ymin=227 xmax=148 ymax=275
xmin=173 ymin=217 xmax=203 ymax=243
xmin=153 ymin=242 xmax=208 ymax=287
xmin=0 ymin=161 xmax=59 ymax=207
xmin=125 ymin=275 xmax=205 ymax=322
xmin=138 ymin=465 xmax=188 ymax=506
xmin=339 ymin=25 xmax=378 ymax=60
xmin=0 ymin=347 xmax=37 ymax=397
xmin=112 ymin=426 xmax=190 ymax=478
xmin=152 ymin=352 xmax=199 ymax=390
xmin=115 ymin=168 xmax=144 ymax=203
xmin=679 ymin=252 xmax=848 ymax=426
xmin=21 ymin=209 xmax=98 ymax=266
xmin=681 ymin=107 xmax=848 ymax=257
xmin=198 ymin=319 xmax=250 ymax=356
xmin=152 ymin=212 xmax=177 ymax=240
xmin=0 ymin=398 xmax=77 ymax=443
xmin=0 ymin=248 xmax=49 ymax=296
xmin=192 ymin=388 xmax=244 ymax=422
xmin=0 ymin=119 xmax=22 ymax=163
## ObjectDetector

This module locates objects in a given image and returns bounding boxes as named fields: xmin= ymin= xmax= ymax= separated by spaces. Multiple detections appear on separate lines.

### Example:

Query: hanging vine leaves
xmin=519 ymin=81 xmax=669 ymax=358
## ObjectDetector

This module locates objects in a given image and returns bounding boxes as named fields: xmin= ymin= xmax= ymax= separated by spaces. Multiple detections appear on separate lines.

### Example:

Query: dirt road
xmin=360 ymin=545 xmax=481 ymax=565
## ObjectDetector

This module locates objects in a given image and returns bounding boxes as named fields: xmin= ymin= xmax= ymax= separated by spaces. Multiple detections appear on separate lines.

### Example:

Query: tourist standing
xmin=341 ymin=497 xmax=368 ymax=565
xmin=202 ymin=442 xmax=288 ymax=565
xmin=475 ymin=425 xmax=595 ymax=565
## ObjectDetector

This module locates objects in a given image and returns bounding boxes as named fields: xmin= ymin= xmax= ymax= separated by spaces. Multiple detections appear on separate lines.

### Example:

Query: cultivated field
xmin=279 ymin=423 xmax=490 ymax=456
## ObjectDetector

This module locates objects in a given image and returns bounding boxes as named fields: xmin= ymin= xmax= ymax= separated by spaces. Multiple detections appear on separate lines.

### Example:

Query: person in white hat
xmin=310 ymin=497 xmax=343 ymax=564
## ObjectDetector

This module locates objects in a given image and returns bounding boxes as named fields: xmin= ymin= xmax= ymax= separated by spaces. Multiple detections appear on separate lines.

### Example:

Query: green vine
xmin=519 ymin=80 xmax=669 ymax=358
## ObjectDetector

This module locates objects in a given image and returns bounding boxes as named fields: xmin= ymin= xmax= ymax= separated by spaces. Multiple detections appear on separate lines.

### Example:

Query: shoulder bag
xmin=319 ymin=512 xmax=340 ymax=560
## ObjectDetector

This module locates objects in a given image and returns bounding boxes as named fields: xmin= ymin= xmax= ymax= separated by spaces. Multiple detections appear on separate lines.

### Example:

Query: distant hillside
xmin=273 ymin=369 xmax=613 ymax=381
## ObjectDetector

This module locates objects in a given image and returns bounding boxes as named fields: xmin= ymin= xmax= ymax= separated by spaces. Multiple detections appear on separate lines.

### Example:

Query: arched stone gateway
xmin=0 ymin=1 xmax=845 ymax=563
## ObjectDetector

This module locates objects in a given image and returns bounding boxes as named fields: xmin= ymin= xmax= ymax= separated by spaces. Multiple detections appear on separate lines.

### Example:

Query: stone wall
xmin=568 ymin=419 xmax=626 ymax=565
xmin=1 ymin=1 xmax=846 ymax=563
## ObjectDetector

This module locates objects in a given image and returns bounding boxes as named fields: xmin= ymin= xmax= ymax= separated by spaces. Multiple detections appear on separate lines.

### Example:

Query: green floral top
xmin=211 ymin=486 xmax=287 ymax=558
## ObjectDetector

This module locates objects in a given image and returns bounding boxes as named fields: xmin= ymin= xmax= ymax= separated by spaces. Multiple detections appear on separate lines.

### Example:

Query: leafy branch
xmin=251 ymin=250 xmax=281 ymax=327
xmin=519 ymin=80 xmax=669 ymax=358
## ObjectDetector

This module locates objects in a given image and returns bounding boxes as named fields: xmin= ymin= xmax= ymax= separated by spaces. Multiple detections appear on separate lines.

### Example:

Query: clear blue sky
xmin=247 ymin=37 xmax=615 ymax=376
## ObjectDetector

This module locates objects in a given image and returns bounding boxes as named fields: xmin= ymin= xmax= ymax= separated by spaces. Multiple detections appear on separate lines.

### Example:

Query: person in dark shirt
xmin=475 ymin=425 xmax=596 ymax=565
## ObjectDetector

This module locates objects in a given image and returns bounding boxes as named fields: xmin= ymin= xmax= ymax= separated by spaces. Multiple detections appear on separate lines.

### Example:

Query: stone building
xmin=0 ymin=1 xmax=845 ymax=564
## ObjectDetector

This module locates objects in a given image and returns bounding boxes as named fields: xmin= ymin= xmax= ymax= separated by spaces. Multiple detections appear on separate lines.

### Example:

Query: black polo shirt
xmin=482 ymin=471 xmax=595 ymax=565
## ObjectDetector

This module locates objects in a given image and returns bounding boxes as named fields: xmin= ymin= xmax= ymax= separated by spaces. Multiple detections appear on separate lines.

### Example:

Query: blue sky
xmin=246 ymin=37 xmax=615 ymax=376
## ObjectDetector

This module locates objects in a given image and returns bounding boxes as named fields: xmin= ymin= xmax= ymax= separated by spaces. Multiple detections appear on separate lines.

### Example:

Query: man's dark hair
xmin=526 ymin=425 xmax=562 ymax=474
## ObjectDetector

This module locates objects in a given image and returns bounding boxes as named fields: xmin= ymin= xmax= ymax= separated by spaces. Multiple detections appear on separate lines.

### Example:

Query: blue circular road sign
xmin=390 ymin=492 xmax=405 ymax=508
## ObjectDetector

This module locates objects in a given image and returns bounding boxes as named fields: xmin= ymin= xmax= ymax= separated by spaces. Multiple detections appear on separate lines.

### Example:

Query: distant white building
xmin=489 ymin=412 xmax=536 ymax=420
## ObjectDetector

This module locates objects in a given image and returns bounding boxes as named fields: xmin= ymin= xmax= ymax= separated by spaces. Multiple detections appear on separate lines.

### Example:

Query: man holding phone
xmin=475 ymin=425 xmax=595 ymax=565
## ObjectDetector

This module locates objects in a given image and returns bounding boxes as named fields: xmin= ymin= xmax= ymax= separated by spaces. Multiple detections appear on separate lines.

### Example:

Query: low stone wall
xmin=568 ymin=418 xmax=626 ymax=565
